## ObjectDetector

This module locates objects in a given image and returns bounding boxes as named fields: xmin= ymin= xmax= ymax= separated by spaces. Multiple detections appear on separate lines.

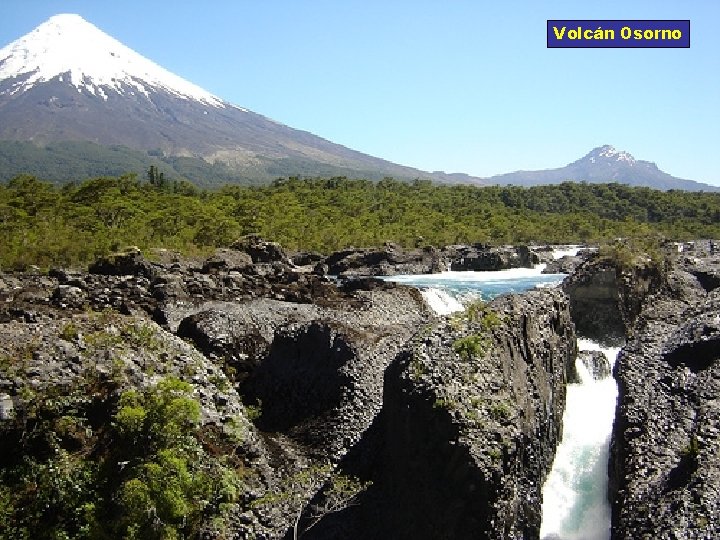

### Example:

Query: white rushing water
xmin=540 ymin=339 xmax=621 ymax=540
xmin=388 ymin=265 xmax=564 ymax=304
xmin=419 ymin=287 xmax=465 ymax=315
xmin=551 ymin=245 xmax=583 ymax=259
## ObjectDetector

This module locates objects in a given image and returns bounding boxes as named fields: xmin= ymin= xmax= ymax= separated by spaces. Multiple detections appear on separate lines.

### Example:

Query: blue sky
xmin=2 ymin=1 xmax=718 ymax=185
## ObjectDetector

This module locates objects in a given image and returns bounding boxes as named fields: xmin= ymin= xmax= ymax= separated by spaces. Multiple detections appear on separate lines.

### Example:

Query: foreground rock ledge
xmin=0 ymin=243 xmax=577 ymax=539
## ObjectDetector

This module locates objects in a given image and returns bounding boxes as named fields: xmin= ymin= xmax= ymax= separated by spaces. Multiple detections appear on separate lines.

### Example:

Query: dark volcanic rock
xmin=542 ymin=255 xmax=583 ymax=275
xmin=88 ymin=247 xmax=159 ymax=279
xmin=0 ymin=239 xmax=585 ymax=540
xmin=291 ymin=251 xmax=325 ymax=267
xmin=200 ymin=248 xmax=253 ymax=273
xmin=176 ymin=307 xmax=272 ymax=383
xmin=50 ymin=284 xmax=87 ymax=309
xmin=562 ymin=256 xmax=666 ymax=345
xmin=323 ymin=244 xmax=447 ymax=276
xmin=230 ymin=234 xmax=290 ymax=264
xmin=308 ymin=288 xmax=577 ymax=539
xmin=0 ymin=242 xmax=435 ymax=539
xmin=563 ymin=260 xmax=626 ymax=344
xmin=178 ymin=285 xmax=431 ymax=461
xmin=447 ymin=244 xmax=539 ymax=271
xmin=246 ymin=321 xmax=356 ymax=433
xmin=677 ymin=241 xmax=720 ymax=293
xmin=320 ymin=243 xmax=543 ymax=277
xmin=609 ymin=291 xmax=720 ymax=539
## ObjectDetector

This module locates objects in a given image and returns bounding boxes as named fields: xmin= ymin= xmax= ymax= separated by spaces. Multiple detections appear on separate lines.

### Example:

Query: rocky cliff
xmin=0 ymin=239 xmax=578 ymax=539
xmin=0 ymin=240 xmax=435 ymax=538
xmin=608 ymin=245 xmax=720 ymax=539
xmin=302 ymin=289 xmax=576 ymax=539
xmin=562 ymin=254 xmax=667 ymax=345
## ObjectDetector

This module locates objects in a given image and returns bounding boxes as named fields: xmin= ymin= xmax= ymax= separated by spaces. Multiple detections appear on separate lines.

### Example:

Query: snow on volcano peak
xmin=0 ymin=13 xmax=226 ymax=107
xmin=597 ymin=145 xmax=636 ymax=164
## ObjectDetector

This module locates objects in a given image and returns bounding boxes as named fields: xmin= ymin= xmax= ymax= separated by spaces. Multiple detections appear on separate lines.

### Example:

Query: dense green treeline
xmin=1 ymin=174 xmax=719 ymax=269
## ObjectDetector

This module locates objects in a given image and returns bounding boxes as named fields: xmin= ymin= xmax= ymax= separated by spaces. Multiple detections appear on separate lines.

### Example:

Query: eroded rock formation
xmin=304 ymin=289 xmax=576 ymax=539
xmin=609 ymin=271 xmax=720 ymax=539
xmin=0 ymin=239 xmax=580 ymax=539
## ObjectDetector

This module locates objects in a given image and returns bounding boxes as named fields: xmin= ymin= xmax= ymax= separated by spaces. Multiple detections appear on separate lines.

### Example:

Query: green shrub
xmin=465 ymin=299 xmax=488 ymax=322
xmin=480 ymin=310 xmax=503 ymax=331
xmin=490 ymin=400 xmax=513 ymax=421
xmin=432 ymin=397 xmax=458 ymax=410
xmin=115 ymin=376 xmax=200 ymax=453
xmin=59 ymin=322 xmax=79 ymax=341
xmin=679 ymin=436 xmax=699 ymax=459
xmin=244 ymin=399 xmax=262 ymax=423
xmin=112 ymin=377 xmax=240 ymax=540
xmin=123 ymin=323 xmax=160 ymax=351
xmin=453 ymin=335 xmax=490 ymax=361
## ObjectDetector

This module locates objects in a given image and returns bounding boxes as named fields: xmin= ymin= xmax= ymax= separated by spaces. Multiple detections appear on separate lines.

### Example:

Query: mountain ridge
xmin=0 ymin=14 xmax=714 ymax=191
xmin=486 ymin=145 xmax=718 ymax=191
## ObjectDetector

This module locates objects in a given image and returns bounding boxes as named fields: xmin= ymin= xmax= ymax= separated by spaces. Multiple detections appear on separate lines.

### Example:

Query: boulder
xmin=291 ymin=251 xmax=325 ymax=267
xmin=323 ymin=244 xmax=447 ymax=276
xmin=201 ymin=248 xmax=253 ymax=273
xmin=542 ymin=255 xmax=583 ymax=275
xmin=230 ymin=234 xmax=289 ymax=264
xmin=447 ymin=244 xmax=539 ymax=271
xmin=88 ymin=248 xmax=157 ymax=279
xmin=50 ymin=284 xmax=86 ymax=309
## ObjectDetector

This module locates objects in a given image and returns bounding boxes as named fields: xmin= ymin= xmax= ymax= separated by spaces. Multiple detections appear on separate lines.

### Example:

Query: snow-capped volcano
xmin=0 ymin=14 xmax=441 ymax=184
xmin=0 ymin=14 xmax=225 ymax=107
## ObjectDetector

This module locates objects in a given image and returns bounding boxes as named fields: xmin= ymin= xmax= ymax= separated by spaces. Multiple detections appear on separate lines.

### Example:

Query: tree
xmin=147 ymin=165 xmax=166 ymax=190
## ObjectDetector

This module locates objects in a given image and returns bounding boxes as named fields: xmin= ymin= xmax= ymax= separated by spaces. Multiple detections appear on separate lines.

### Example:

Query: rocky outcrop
xmin=177 ymin=284 xmax=431 ymax=461
xmin=447 ymin=244 xmax=539 ymax=272
xmin=322 ymin=243 xmax=448 ymax=276
xmin=0 ymin=305 xmax=289 ymax=538
xmin=230 ymin=234 xmax=291 ymax=264
xmin=609 ymin=289 xmax=720 ymax=539
xmin=319 ymin=243 xmax=543 ymax=277
xmin=0 ymin=239 xmax=581 ymax=539
xmin=1 ymin=245 xmax=378 ymax=333
xmin=306 ymin=289 xmax=576 ymax=539
xmin=562 ymin=256 xmax=667 ymax=345
xmin=676 ymin=241 xmax=720 ymax=293
xmin=87 ymin=247 xmax=159 ymax=279
xmin=0 ymin=245 xmax=433 ymax=539
xmin=542 ymin=255 xmax=583 ymax=275
xmin=563 ymin=259 xmax=626 ymax=344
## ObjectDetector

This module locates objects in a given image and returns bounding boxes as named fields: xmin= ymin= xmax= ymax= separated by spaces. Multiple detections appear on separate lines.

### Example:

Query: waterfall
xmin=419 ymin=287 xmax=464 ymax=315
xmin=540 ymin=339 xmax=620 ymax=540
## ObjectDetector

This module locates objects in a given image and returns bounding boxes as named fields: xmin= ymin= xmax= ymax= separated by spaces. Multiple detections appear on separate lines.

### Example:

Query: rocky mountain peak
xmin=584 ymin=145 xmax=637 ymax=165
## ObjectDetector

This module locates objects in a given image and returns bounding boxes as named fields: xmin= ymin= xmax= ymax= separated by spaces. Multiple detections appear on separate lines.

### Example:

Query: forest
xmin=1 ymin=173 xmax=719 ymax=270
